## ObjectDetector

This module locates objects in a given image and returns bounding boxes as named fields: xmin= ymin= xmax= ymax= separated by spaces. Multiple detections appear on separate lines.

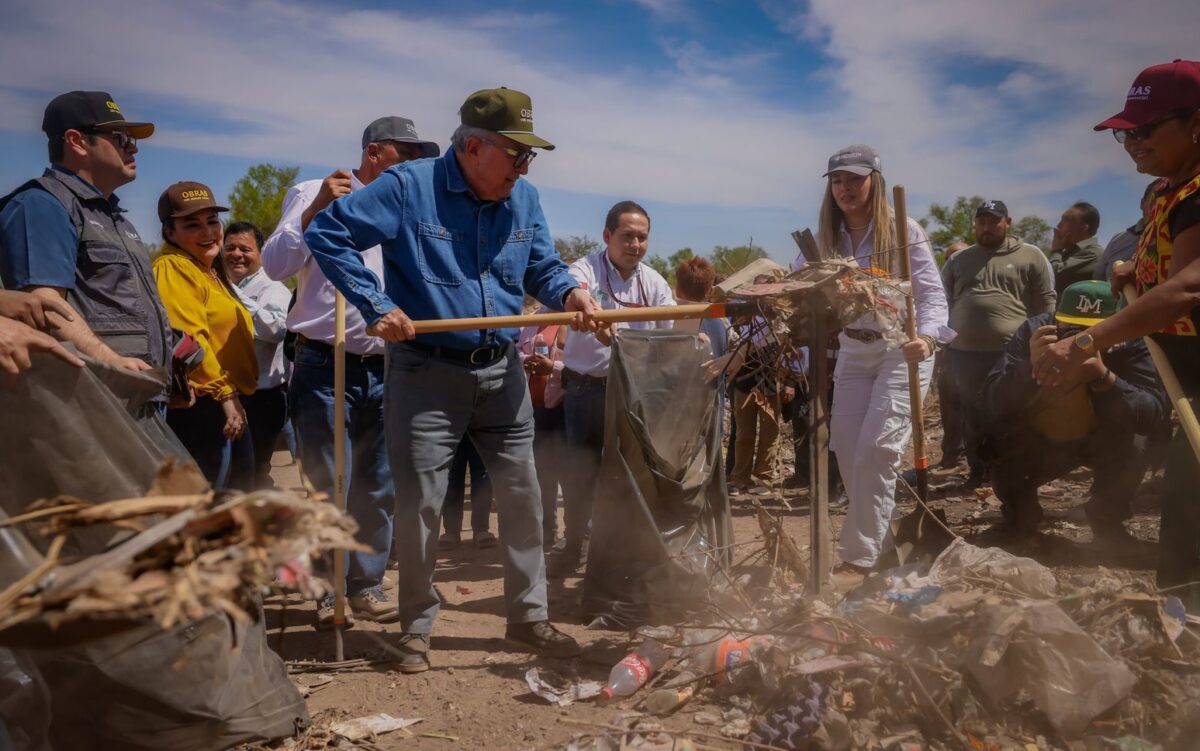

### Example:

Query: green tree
xmin=667 ymin=247 xmax=695 ymax=268
xmin=710 ymin=244 xmax=767 ymax=276
xmin=646 ymin=256 xmax=669 ymax=278
xmin=923 ymin=195 xmax=985 ymax=250
xmin=1011 ymin=215 xmax=1053 ymax=250
xmin=228 ymin=163 xmax=300 ymax=237
xmin=553 ymin=234 xmax=600 ymax=263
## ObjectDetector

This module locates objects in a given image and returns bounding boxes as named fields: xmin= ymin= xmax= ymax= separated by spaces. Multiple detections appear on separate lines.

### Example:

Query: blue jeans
xmin=290 ymin=343 xmax=393 ymax=595
xmin=561 ymin=373 xmax=607 ymax=547
xmin=441 ymin=437 xmax=493 ymax=536
xmin=386 ymin=343 xmax=546 ymax=634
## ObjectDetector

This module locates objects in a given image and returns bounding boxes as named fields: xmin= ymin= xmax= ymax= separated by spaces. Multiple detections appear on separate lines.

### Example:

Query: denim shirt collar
xmin=443 ymin=147 xmax=470 ymax=195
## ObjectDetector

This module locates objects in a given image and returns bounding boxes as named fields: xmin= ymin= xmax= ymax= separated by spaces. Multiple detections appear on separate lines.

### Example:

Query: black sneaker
xmin=504 ymin=620 xmax=582 ymax=658
xmin=394 ymin=633 xmax=430 ymax=674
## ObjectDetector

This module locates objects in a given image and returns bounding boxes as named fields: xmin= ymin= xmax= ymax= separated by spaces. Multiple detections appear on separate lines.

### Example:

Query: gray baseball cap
xmin=822 ymin=144 xmax=882 ymax=177
xmin=361 ymin=116 xmax=440 ymax=157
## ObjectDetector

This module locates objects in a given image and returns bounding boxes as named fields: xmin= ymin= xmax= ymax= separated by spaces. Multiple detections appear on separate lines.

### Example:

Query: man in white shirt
xmin=554 ymin=201 xmax=675 ymax=574
xmin=261 ymin=116 xmax=439 ymax=627
xmin=224 ymin=220 xmax=291 ymax=489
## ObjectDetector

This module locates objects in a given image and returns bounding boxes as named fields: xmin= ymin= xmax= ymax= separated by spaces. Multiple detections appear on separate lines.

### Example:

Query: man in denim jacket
xmin=306 ymin=87 xmax=601 ymax=672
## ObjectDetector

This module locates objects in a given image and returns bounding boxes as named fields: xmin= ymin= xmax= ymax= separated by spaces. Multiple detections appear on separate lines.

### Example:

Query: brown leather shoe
xmin=394 ymin=633 xmax=430 ymax=674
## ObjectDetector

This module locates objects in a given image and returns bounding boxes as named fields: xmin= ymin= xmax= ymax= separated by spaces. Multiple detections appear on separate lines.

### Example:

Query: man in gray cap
xmin=261 ymin=115 xmax=439 ymax=629
xmin=304 ymin=87 xmax=602 ymax=672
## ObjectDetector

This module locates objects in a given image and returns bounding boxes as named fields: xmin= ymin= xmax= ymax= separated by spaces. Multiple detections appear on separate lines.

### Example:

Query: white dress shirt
xmin=561 ymin=251 xmax=675 ymax=377
xmin=790 ymin=216 xmax=954 ymax=343
xmin=234 ymin=267 xmax=292 ymax=390
xmin=261 ymin=172 xmax=385 ymax=355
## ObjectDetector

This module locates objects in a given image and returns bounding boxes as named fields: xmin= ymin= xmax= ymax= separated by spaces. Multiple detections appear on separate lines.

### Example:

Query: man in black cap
xmin=941 ymin=200 xmax=1056 ymax=488
xmin=0 ymin=91 xmax=174 ymax=384
xmin=305 ymin=87 xmax=602 ymax=672
xmin=261 ymin=115 xmax=439 ymax=629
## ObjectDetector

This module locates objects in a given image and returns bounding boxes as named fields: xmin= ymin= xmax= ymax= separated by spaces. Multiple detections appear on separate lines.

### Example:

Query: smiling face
xmin=223 ymin=230 xmax=261 ymax=283
xmin=166 ymin=208 xmax=224 ymax=267
xmin=829 ymin=171 xmax=872 ymax=220
xmin=1123 ymin=110 xmax=1200 ymax=183
xmin=458 ymin=132 xmax=532 ymax=201
xmin=603 ymin=211 xmax=650 ymax=276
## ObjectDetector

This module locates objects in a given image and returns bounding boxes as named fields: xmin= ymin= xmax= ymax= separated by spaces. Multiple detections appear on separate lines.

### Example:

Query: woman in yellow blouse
xmin=153 ymin=181 xmax=257 ymax=490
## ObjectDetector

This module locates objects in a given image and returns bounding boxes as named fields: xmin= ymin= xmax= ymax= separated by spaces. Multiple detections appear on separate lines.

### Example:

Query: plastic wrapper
xmin=967 ymin=600 xmax=1136 ymax=738
xmin=929 ymin=537 xmax=1059 ymax=599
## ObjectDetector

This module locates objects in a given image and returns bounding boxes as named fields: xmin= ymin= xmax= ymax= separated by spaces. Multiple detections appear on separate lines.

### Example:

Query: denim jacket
xmin=305 ymin=148 xmax=578 ymax=350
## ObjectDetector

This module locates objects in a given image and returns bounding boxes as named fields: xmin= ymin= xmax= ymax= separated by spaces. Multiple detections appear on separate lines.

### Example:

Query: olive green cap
xmin=1055 ymin=280 xmax=1120 ymax=326
xmin=459 ymin=86 xmax=554 ymax=150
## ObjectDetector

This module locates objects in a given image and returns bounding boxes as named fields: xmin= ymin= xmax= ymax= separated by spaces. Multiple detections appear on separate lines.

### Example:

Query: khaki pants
xmin=730 ymin=387 xmax=781 ymax=486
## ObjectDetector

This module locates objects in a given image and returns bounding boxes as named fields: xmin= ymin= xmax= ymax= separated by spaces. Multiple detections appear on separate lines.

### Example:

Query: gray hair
xmin=451 ymin=124 xmax=493 ymax=152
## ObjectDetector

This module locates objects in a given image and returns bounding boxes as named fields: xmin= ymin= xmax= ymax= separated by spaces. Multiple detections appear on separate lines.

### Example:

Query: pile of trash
xmin=0 ymin=459 xmax=364 ymax=645
xmin=550 ymin=537 xmax=1200 ymax=750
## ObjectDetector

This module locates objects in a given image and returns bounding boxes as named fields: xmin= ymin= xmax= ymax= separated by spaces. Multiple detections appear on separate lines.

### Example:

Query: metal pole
xmin=333 ymin=292 xmax=347 ymax=662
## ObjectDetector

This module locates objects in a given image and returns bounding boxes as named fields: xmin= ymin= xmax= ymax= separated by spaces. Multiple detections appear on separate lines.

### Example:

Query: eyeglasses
xmin=91 ymin=129 xmax=138 ymax=150
xmin=1112 ymin=110 xmax=1190 ymax=144
xmin=482 ymin=138 xmax=536 ymax=169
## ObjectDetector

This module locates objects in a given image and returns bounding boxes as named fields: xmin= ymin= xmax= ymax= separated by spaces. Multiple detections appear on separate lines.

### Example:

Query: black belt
xmin=842 ymin=328 xmax=882 ymax=344
xmin=402 ymin=340 xmax=509 ymax=367
xmin=562 ymin=368 xmax=607 ymax=387
xmin=296 ymin=335 xmax=383 ymax=363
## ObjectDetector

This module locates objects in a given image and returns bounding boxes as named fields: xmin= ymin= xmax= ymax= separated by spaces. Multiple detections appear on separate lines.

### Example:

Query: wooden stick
xmin=1121 ymin=284 xmax=1200 ymax=463
xmin=333 ymin=292 xmax=348 ymax=662
xmin=409 ymin=303 xmax=726 ymax=335
xmin=894 ymin=185 xmax=930 ymax=502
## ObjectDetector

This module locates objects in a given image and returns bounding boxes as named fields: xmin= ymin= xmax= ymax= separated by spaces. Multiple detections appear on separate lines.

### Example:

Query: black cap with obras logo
xmin=42 ymin=91 xmax=155 ymax=140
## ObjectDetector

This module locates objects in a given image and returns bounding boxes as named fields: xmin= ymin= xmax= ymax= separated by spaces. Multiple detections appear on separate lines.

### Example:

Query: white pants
xmin=831 ymin=336 xmax=933 ymax=567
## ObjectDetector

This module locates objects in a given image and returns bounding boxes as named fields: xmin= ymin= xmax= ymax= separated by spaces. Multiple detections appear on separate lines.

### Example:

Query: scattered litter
xmin=331 ymin=713 xmax=422 ymax=741
xmin=525 ymin=667 xmax=604 ymax=707
xmin=456 ymin=585 xmax=472 ymax=595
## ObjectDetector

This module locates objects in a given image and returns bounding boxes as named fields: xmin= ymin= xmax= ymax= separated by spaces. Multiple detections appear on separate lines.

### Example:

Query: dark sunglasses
xmin=91 ymin=129 xmax=138 ymax=150
xmin=1112 ymin=110 xmax=1192 ymax=144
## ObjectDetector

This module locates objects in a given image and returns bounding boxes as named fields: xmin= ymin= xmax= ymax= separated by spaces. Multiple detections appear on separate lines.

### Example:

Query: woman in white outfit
xmin=793 ymin=145 xmax=953 ymax=572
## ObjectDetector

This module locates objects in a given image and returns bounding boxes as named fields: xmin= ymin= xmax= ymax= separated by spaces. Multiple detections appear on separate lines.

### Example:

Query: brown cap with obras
xmin=157 ymin=181 xmax=228 ymax=223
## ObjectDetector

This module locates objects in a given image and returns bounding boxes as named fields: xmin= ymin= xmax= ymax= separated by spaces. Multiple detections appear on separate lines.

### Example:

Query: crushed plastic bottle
xmin=597 ymin=638 xmax=671 ymax=704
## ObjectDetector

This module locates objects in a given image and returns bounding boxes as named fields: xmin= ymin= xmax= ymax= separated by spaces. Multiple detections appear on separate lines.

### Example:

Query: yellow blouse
xmin=152 ymin=247 xmax=258 ymax=400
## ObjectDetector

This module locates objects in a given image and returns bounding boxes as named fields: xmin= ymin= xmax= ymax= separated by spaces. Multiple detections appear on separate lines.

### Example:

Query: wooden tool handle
xmin=408 ymin=302 xmax=725 ymax=334
xmin=894 ymin=185 xmax=931 ymax=489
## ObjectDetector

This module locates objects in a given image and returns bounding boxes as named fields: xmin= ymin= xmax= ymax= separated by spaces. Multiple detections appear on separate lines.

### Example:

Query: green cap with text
xmin=459 ymin=87 xmax=554 ymax=150
xmin=1056 ymin=280 xmax=1119 ymax=326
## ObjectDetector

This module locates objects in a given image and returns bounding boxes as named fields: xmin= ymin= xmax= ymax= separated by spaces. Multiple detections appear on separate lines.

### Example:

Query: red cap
xmin=1095 ymin=59 xmax=1200 ymax=131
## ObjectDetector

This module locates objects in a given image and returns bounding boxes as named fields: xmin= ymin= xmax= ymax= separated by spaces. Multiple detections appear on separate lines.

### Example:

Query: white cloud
xmin=0 ymin=0 xmax=1193 ymax=245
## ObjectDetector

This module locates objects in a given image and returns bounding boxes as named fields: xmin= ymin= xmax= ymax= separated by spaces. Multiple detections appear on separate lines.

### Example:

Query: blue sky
xmin=0 ymin=0 xmax=1194 ymax=267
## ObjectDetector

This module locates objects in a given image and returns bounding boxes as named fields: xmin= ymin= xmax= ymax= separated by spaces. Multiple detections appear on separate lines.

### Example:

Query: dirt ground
xmin=260 ymin=394 xmax=1164 ymax=750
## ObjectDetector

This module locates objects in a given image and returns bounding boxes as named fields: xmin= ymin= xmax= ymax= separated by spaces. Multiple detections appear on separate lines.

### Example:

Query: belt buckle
xmin=468 ymin=346 xmax=497 ymax=365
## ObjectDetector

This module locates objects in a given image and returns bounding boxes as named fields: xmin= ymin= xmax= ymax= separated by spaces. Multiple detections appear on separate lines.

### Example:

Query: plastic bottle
xmin=533 ymin=333 xmax=549 ymax=357
xmin=597 ymin=639 xmax=671 ymax=703
xmin=680 ymin=631 xmax=765 ymax=683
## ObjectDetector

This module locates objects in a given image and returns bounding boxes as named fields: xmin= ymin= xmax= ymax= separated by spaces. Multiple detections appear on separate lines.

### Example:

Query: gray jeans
xmin=386 ymin=343 xmax=547 ymax=634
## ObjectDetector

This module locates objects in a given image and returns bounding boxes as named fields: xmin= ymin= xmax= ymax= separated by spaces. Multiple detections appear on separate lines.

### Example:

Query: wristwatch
xmin=1073 ymin=331 xmax=1097 ymax=356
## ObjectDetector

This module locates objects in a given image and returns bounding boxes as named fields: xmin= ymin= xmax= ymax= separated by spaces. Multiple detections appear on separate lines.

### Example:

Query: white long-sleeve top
xmin=260 ymin=172 xmax=385 ymax=355
xmin=234 ymin=267 xmax=291 ymax=389
xmin=561 ymin=250 xmax=675 ymax=377
xmin=790 ymin=216 xmax=954 ymax=343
